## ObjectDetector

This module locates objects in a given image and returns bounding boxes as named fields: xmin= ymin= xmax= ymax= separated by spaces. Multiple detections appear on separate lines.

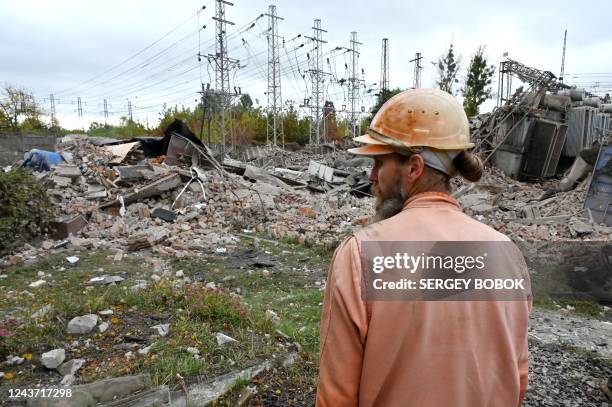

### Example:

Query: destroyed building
xmin=471 ymin=58 xmax=612 ymax=226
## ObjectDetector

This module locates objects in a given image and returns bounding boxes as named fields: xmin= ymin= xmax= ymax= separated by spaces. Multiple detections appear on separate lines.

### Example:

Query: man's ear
xmin=401 ymin=154 xmax=425 ymax=181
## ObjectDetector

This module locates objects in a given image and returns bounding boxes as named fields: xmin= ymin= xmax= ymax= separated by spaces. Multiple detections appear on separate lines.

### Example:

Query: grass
xmin=0 ymin=234 xmax=332 ymax=395
xmin=533 ymin=298 xmax=606 ymax=317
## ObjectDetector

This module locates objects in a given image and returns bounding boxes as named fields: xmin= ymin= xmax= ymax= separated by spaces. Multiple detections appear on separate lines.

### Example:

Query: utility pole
xmin=49 ymin=94 xmax=56 ymax=126
xmin=103 ymin=99 xmax=109 ymax=124
xmin=198 ymin=83 xmax=213 ymax=144
xmin=199 ymin=0 xmax=240 ymax=150
xmin=409 ymin=52 xmax=423 ymax=88
xmin=347 ymin=31 xmax=362 ymax=138
xmin=77 ymin=97 xmax=83 ymax=119
xmin=265 ymin=5 xmax=284 ymax=146
xmin=380 ymin=38 xmax=389 ymax=95
xmin=305 ymin=19 xmax=327 ymax=145
xmin=559 ymin=28 xmax=567 ymax=83
xmin=127 ymin=100 xmax=133 ymax=122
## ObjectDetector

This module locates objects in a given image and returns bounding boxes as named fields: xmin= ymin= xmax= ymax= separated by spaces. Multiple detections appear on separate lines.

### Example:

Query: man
xmin=317 ymin=89 xmax=531 ymax=406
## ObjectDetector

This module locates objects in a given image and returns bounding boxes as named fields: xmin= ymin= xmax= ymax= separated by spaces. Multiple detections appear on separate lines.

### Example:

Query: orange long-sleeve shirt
xmin=317 ymin=192 xmax=532 ymax=407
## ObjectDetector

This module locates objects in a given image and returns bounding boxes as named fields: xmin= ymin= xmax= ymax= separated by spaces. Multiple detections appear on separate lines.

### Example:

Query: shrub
xmin=0 ymin=169 xmax=54 ymax=255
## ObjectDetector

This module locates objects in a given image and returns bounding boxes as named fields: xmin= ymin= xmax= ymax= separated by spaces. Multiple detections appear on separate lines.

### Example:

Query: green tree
xmin=238 ymin=94 xmax=253 ymax=112
xmin=436 ymin=44 xmax=461 ymax=95
xmin=0 ymin=85 xmax=44 ymax=130
xmin=462 ymin=46 xmax=496 ymax=117
xmin=371 ymin=87 xmax=403 ymax=117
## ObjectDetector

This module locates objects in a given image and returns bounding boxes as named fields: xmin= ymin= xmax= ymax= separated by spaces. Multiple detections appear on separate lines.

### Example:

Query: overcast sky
xmin=1 ymin=0 xmax=611 ymax=130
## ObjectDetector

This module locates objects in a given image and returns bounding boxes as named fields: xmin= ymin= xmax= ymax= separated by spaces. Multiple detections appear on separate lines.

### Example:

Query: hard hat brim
xmin=353 ymin=134 xmax=386 ymax=145
xmin=348 ymin=144 xmax=397 ymax=156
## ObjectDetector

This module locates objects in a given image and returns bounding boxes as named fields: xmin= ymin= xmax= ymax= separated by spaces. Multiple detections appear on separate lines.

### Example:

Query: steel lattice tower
xmin=206 ymin=0 xmax=239 ymax=148
xmin=409 ymin=52 xmax=423 ymax=88
xmin=560 ymin=28 xmax=567 ymax=82
xmin=49 ymin=94 xmax=56 ymax=125
xmin=305 ymin=19 xmax=327 ymax=145
xmin=380 ymin=38 xmax=389 ymax=95
xmin=265 ymin=5 xmax=284 ymax=146
xmin=348 ymin=31 xmax=362 ymax=138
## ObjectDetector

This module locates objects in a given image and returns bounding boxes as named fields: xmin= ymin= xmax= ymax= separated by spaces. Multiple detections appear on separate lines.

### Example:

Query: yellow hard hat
xmin=349 ymin=88 xmax=473 ymax=155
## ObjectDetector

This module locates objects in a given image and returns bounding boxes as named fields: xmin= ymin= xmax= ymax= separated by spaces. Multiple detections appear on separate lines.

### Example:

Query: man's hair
xmin=393 ymin=150 xmax=483 ymax=187
xmin=392 ymin=153 xmax=452 ymax=192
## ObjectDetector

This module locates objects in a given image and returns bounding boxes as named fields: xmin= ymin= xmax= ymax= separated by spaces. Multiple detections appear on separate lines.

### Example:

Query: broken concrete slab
xmin=115 ymin=164 xmax=154 ymax=183
xmin=67 ymin=314 xmax=98 ymax=334
xmin=58 ymin=358 xmax=85 ymax=376
xmin=100 ymin=173 xmax=182 ymax=208
xmin=308 ymin=160 xmax=345 ymax=183
xmin=215 ymin=332 xmax=238 ymax=346
xmin=127 ymin=227 xmax=170 ymax=251
xmin=50 ymin=215 xmax=88 ymax=240
xmin=185 ymin=353 xmax=298 ymax=405
xmin=54 ymin=165 xmax=82 ymax=179
xmin=244 ymin=165 xmax=293 ymax=190
xmin=150 ymin=324 xmax=170 ymax=337
xmin=41 ymin=348 xmax=66 ymax=369
xmin=51 ymin=176 xmax=72 ymax=187
xmin=569 ymin=218 xmax=594 ymax=235
xmin=27 ymin=374 xmax=153 ymax=407
xmin=151 ymin=207 xmax=177 ymax=223
xmin=87 ymin=275 xmax=124 ymax=286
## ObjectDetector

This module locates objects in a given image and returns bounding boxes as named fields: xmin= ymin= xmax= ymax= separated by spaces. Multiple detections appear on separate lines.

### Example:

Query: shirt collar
xmin=401 ymin=191 xmax=461 ymax=211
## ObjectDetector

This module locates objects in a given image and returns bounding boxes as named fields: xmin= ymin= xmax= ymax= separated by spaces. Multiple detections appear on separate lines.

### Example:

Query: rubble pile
xmin=1 ymin=135 xmax=374 ymax=267
xmin=1 ymin=121 xmax=610 ymax=269
xmin=455 ymin=166 xmax=612 ymax=241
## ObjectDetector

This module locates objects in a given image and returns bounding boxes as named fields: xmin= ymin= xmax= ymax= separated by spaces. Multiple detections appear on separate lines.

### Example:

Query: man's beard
xmin=371 ymin=184 xmax=406 ymax=223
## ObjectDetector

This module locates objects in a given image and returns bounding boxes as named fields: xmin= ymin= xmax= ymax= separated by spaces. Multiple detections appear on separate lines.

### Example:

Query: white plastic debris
xmin=215 ymin=247 xmax=227 ymax=254
xmin=66 ymin=256 xmax=79 ymax=264
xmin=28 ymin=279 xmax=46 ymax=288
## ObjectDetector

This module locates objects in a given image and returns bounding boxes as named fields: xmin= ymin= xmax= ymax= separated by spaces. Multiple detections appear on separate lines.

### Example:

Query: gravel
xmin=524 ymin=340 xmax=612 ymax=406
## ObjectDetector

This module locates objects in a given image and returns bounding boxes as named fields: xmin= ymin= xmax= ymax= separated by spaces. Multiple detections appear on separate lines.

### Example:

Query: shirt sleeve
xmin=316 ymin=236 xmax=369 ymax=407
xmin=517 ymin=297 xmax=532 ymax=406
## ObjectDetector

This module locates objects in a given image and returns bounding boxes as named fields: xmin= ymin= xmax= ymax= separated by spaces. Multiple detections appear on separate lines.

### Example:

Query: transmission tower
xmin=409 ymin=52 xmax=423 ymax=88
xmin=103 ymin=99 xmax=109 ymax=124
xmin=127 ymin=100 xmax=133 ymax=122
xmin=305 ymin=19 xmax=327 ymax=145
xmin=559 ymin=28 xmax=567 ymax=82
xmin=49 ymin=94 xmax=56 ymax=125
xmin=347 ymin=31 xmax=362 ymax=138
xmin=199 ymin=0 xmax=240 ymax=149
xmin=380 ymin=38 xmax=389 ymax=95
xmin=77 ymin=97 xmax=83 ymax=119
xmin=265 ymin=5 xmax=284 ymax=146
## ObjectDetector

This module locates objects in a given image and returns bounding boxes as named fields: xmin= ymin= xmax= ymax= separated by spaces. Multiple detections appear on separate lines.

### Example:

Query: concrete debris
xmin=41 ymin=348 xmax=66 ymax=369
xmin=31 ymin=304 xmax=52 ymax=319
xmin=54 ymin=165 xmax=82 ymax=179
xmin=28 ymin=279 xmax=46 ymax=288
xmin=50 ymin=215 xmax=88 ymax=240
xmin=151 ymin=207 xmax=177 ymax=223
xmin=215 ymin=332 xmax=238 ymax=346
xmin=67 ymin=314 xmax=98 ymax=334
xmin=60 ymin=374 xmax=76 ymax=386
xmin=150 ymin=323 xmax=170 ymax=337
xmin=97 ymin=322 xmax=109 ymax=333
xmin=87 ymin=275 xmax=124 ymax=286
xmin=138 ymin=345 xmax=152 ymax=356
xmin=57 ymin=358 xmax=85 ymax=376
